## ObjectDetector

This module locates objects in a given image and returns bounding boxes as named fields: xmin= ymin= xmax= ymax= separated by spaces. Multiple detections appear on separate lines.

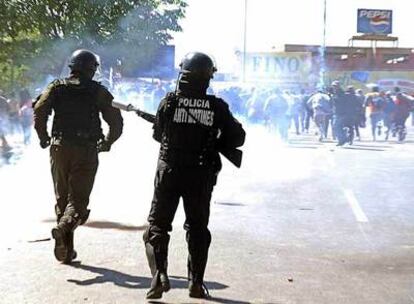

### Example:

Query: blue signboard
xmin=357 ymin=9 xmax=392 ymax=35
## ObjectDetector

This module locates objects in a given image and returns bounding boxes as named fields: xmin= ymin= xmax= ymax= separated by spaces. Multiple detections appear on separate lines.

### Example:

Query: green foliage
xmin=0 ymin=0 xmax=187 ymax=93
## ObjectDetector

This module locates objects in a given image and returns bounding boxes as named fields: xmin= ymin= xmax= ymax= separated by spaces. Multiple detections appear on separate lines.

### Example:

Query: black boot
xmin=51 ymin=226 xmax=69 ymax=262
xmin=189 ymin=281 xmax=210 ymax=299
xmin=64 ymin=231 xmax=77 ymax=264
xmin=53 ymin=210 xmax=84 ymax=263
xmin=143 ymin=227 xmax=170 ymax=299
xmin=146 ymin=271 xmax=170 ymax=299
xmin=51 ymin=227 xmax=77 ymax=264
xmin=186 ymin=228 xmax=211 ymax=297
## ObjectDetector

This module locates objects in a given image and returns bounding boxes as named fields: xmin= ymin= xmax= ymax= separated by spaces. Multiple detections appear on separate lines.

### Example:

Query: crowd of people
xmin=0 ymin=89 xmax=33 ymax=152
xmin=1 ymin=78 xmax=413 ymax=155
xmin=113 ymin=78 xmax=414 ymax=145
xmin=213 ymin=81 xmax=414 ymax=145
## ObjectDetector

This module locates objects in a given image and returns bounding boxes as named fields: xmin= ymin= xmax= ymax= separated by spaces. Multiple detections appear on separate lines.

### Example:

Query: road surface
xmin=1 ymin=116 xmax=413 ymax=303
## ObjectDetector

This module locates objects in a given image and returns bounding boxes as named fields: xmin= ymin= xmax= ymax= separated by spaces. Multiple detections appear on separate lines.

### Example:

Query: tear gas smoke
xmin=318 ymin=45 xmax=327 ymax=90
xmin=1 ymin=84 xmax=314 ymax=243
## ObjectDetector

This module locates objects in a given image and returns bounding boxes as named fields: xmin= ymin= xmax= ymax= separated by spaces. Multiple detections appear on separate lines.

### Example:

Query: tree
xmin=0 ymin=0 xmax=187 ymax=92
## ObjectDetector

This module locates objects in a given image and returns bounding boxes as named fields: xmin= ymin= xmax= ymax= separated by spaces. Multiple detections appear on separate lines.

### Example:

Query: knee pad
xmin=143 ymin=226 xmax=151 ymax=243
xmin=143 ymin=225 xmax=170 ymax=246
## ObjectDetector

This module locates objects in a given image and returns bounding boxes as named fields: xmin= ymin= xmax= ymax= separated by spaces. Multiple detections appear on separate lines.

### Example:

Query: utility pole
xmin=242 ymin=0 xmax=248 ymax=82
xmin=323 ymin=0 xmax=327 ymax=50
xmin=320 ymin=0 xmax=327 ymax=88
xmin=322 ymin=0 xmax=326 ymax=86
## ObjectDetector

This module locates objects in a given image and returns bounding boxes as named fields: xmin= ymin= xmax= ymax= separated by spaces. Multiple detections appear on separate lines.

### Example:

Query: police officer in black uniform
xmin=34 ymin=49 xmax=123 ymax=264
xmin=143 ymin=52 xmax=246 ymax=299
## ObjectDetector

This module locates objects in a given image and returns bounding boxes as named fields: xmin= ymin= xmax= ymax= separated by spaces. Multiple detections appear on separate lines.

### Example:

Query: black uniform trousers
xmin=50 ymin=144 xmax=98 ymax=230
xmin=145 ymin=159 xmax=215 ymax=283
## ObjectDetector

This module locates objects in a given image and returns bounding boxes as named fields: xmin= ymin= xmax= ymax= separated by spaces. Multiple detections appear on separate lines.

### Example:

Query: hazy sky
xmin=172 ymin=0 xmax=413 ymax=71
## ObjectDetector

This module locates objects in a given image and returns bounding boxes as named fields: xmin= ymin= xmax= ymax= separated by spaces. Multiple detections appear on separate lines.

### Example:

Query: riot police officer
xmin=34 ymin=49 xmax=123 ymax=264
xmin=143 ymin=52 xmax=245 ymax=299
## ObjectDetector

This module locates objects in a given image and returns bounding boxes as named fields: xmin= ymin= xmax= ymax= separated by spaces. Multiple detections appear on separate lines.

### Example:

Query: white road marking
xmin=358 ymin=224 xmax=375 ymax=251
xmin=343 ymin=189 xmax=369 ymax=223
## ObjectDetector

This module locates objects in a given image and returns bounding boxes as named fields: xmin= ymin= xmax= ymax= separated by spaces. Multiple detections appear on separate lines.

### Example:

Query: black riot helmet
xmin=177 ymin=52 xmax=217 ymax=94
xmin=179 ymin=52 xmax=217 ymax=80
xmin=68 ymin=49 xmax=99 ymax=77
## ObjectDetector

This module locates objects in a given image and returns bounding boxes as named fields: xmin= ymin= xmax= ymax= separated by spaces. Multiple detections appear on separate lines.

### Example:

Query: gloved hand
xmin=40 ymin=137 xmax=51 ymax=149
xmin=97 ymin=139 xmax=111 ymax=153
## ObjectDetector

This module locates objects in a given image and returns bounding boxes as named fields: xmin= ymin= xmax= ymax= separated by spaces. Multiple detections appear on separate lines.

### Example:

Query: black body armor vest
xmin=160 ymin=93 xmax=218 ymax=166
xmin=51 ymin=79 xmax=103 ymax=144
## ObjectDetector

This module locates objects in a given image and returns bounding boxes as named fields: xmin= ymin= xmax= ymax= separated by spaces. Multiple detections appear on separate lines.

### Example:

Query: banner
xmin=243 ymin=52 xmax=312 ymax=85
xmin=357 ymin=9 xmax=392 ymax=35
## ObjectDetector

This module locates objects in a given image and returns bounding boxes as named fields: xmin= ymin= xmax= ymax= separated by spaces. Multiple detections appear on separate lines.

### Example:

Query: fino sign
xmin=244 ymin=52 xmax=312 ymax=84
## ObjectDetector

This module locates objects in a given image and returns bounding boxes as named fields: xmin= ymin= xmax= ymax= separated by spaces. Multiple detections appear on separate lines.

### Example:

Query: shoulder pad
xmin=166 ymin=92 xmax=176 ymax=99
xmin=40 ymin=79 xmax=66 ymax=95
xmin=48 ymin=79 xmax=66 ymax=89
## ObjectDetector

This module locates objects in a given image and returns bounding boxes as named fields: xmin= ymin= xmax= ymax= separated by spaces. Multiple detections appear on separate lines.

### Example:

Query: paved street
xmin=1 ymin=117 xmax=414 ymax=304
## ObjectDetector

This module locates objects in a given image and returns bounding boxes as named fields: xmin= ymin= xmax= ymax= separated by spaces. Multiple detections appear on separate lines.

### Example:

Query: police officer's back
xmin=34 ymin=49 xmax=123 ymax=264
xmin=143 ymin=52 xmax=245 ymax=300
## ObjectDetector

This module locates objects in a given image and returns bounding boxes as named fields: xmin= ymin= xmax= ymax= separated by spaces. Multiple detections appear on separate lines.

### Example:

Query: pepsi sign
xmin=357 ymin=9 xmax=392 ymax=35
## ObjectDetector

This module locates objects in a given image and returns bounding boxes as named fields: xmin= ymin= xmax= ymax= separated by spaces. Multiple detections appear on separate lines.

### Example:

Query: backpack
xmin=371 ymin=96 xmax=383 ymax=110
